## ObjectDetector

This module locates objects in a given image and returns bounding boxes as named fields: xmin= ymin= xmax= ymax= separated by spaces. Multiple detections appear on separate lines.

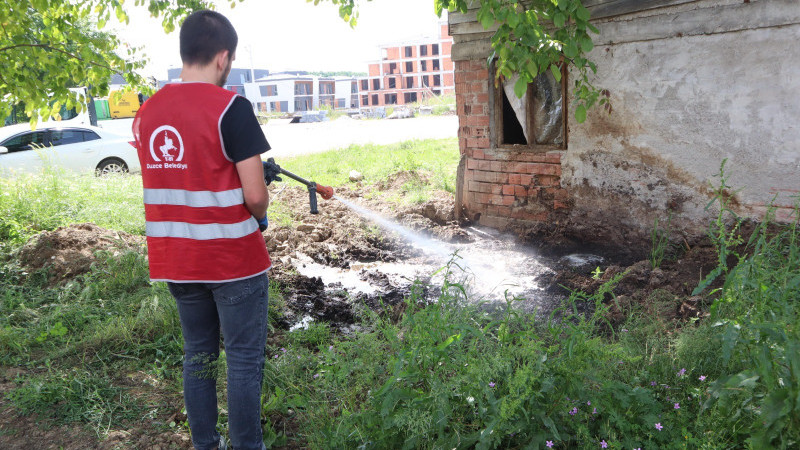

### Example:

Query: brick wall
xmin=455 ymin=59 xmax=570 ymax=229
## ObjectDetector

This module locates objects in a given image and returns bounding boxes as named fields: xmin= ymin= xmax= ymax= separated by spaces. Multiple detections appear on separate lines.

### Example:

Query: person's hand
xmin=262 ymin=158 xmax=283 ymax=185
xmin=257 ymin=215 xmax=269 ymax=232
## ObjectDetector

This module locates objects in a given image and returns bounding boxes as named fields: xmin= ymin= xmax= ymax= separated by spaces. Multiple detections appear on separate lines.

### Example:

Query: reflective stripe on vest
xmin=146 ymin=217 xmax=258 ymax=240
xmin=143 ymin=188 xmax=244 ymax=208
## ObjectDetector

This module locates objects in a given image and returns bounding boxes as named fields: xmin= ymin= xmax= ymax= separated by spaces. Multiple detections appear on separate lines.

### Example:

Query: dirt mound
xmin=18 ymin=223 xmax=144 ymax=283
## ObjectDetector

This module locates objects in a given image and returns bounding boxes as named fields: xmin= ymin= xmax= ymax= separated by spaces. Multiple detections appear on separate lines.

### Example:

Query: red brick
xmin=458 ymin=137 xmax=467 ymax=151
xmin=502 ymin=185 xmax=515 ymax=195
xmin=472 ymin=170 xmax=496 ymax=183
xmin=537 ymin=175 xmax=560 ymax=187
xmin=508 ymin=174 xmax=521 ymax=185
xmin=527 ymin=163 xmax=560 ymax=176
xmin=515 ymin=185 xmax=528 ymax=196
xmin=455 ymin=72 xmax=466 ymax=84
xmin=554 ymin=200 xmax=570 ymax=210
xmin=473 ymin=149 xmax=485 ymax=160
xmin=519 ymin=174 xmax=533 ymax=185
xmin=466 ymin=137 xmax=490 ymax=149
xmin=502 ymin=195 xmax=515 ymax=206
xmin=466 ymin=115 xmax=490 ymax=127
xmin=476 ymin=93 xmax=489 ymax=104
xmin=466 ymin=159 xmax=479 ymax=170
xmin=487 ymin=205 xmax=512 ymax=216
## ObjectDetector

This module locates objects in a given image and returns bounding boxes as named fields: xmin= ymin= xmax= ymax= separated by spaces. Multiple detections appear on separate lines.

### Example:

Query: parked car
xmin=0 ymin=123 xmax=140 ymax=176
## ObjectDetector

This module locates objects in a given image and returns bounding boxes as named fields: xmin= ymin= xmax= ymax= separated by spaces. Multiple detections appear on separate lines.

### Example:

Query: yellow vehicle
xmin=108 ymin=90 xmax=146 ymax=119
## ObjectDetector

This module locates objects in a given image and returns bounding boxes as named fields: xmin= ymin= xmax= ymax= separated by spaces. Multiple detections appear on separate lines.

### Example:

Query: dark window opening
xmin=362 ymin=95 xmax=369 ymax=106
xmin=295 ymin=98 xmax=312 ymax=112
xmin=420 ymin=45 xmax=428 ymax=56
xmin=405 ymin=61 xmax=413 ymax=72
xmin=388 ymin=78 xmax=396 ymax=89
xmin=421 ymin=76 xmax=429 ymax=87
xmin=501 ymin=89 xmax=527 ymax=145
xmin=372 ymin=94 xmax=379 ymax=105
xmin=372 ymin=79 xmax=380 ymax=90
xmin=421 ymin=60 xmax=427 ymax=72
xmin=404 ymin=46 xmax=412 ymax=57
xmin=432 ymin=89 xmax=441 ymax=96
xmin=432 ymin=59 xmax=440 ymax=71
xmin=494 ymin=67 xmax=565 ymax=148
xmin=433 ymin=75 xmax=441 ymax=86
xmin=404 ymin=92 xmax=418 ymax=103
xmin=432 ymin=44 xmax=439 ymax=55
xmin=384 ymin=93 xmax=397 ymax=105
xmin=361 ymin=80 xmax=369 ymax=91
xmin=405 ymin=77 xmax=414 ymax=88
xmin=389 ymin=62 xmax=397 ymax=74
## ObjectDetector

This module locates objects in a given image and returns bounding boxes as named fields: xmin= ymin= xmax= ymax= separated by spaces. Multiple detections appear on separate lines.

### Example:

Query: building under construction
xmin=358 ymin=23 xmax=455 ymax=108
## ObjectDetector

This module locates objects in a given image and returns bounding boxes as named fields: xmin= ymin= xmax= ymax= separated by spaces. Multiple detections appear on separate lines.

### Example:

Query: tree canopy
xmin=1 ymin=0 xmax=602 ymax=127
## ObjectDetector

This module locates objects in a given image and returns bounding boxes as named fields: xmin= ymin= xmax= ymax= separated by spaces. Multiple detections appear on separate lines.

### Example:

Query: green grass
xmin=1 ymin=158 xmax=798 ymax=448
xmin=277 ymin=138 xmax=458 ymax=194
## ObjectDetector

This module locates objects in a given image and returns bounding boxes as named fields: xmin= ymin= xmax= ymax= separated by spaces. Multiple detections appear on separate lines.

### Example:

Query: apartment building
xmin=358 ymin=23 xmax=455 ymax=108
xmin=165 ymin=68 xmax=271 ymax=95
xmin=243 ymin=73 xmax=359 ymax=114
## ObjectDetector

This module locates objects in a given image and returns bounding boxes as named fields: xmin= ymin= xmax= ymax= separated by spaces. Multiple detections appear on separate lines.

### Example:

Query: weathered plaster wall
xmin=450 ymin=0 xmax=799 ymax=248
xmin=565 ymin=0 xmax=800 ymax=240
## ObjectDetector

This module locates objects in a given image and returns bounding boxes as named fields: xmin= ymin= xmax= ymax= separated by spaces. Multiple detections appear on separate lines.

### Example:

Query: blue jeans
xmin=168 ymin=273 xmax=269 ymax=450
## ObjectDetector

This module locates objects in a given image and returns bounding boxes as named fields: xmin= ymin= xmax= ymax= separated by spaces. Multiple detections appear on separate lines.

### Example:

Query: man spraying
xmin=133 ymin=10 xmax=273 ymax=450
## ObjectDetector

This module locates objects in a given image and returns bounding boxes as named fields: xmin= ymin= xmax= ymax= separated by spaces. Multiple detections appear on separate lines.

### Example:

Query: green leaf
xmin=550 ymin=64 xmax=562 ymax=82
xmin=575 ymin=104 xmax=587 ymax=123
xmin=553 ymin=12 xmax=566 ymax=28
xmin=514 ymin=76 xmax=528 ymax=98
xmin=576 ymin=6 xmax=591 ymax=21
xmin=581 ymin=37 xmax=594 ymax=53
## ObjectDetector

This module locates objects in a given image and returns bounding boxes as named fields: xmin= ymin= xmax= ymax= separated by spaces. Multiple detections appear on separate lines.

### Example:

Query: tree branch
xmin=0 ymin=43 xmax=117 ymax=71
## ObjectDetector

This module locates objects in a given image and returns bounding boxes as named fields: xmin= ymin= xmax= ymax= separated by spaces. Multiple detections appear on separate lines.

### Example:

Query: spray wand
xmin=263 ymin=158 xmax=334 ymax=214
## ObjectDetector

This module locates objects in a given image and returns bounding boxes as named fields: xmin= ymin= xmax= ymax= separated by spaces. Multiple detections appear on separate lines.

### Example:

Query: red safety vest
xmin=133 ymin=82 xmax=270 ymax=282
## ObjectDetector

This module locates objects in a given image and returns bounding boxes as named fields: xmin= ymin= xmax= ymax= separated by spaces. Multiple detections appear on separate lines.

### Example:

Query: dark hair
xmin=179 ymin=10 xmax=238 ymax=66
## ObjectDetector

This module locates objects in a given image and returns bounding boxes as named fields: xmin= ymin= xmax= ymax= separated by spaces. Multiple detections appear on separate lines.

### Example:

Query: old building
xmin=359 ymin=22 xmax=455 ymax=108
xmin=450 ymin=0 xmax=799 ymax=249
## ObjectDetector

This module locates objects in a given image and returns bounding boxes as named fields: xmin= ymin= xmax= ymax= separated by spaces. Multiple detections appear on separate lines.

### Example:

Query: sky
xmin=115 ymin=0 xmax=447 ymax=79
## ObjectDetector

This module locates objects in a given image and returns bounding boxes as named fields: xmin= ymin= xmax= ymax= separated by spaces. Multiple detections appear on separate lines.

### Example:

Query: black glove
xmin=262 ymin=158 xmax=283 ymax=185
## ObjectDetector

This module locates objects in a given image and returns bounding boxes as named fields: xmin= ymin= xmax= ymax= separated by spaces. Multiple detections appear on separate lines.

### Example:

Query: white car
xmin=0 ymin=123 xmax=140 ymax=176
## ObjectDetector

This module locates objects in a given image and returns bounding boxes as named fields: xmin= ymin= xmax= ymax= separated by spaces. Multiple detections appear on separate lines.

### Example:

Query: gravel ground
xmin=99 ymin=115 xmax=458 ymax=158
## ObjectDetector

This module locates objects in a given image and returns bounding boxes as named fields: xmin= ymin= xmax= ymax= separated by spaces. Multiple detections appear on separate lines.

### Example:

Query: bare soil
xmin=3 ymin=170 xmax=730 ymax=448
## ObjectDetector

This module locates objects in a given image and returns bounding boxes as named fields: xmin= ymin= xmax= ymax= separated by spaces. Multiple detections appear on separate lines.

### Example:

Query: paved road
xmin=99 ymin=115 xmax=458 ymax=158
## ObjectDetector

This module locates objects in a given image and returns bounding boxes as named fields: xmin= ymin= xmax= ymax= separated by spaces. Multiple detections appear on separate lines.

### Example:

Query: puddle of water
xmin=303 ymin=195 xmax=560 ymax=307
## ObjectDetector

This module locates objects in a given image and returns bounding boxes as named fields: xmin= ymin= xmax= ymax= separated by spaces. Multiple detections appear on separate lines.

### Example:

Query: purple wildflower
xmin=592 ymin=407 xmax=597 ymax=414
xmin=587 ymin=401 xmax=591 ymax=406
xmin=664 ymin=385 xmax=670 ymax=389
xmin=313 ymin=373 xmax=320 ymax=379
xmin=489 ymin=382 xmax=496 ymax=388
xmin=674 ymin=402 xmax=680 ymax=409
xmin=655 ymin=422 xmax=663 ymax=431
xmin=600 ymin=440 xmax=608 ymax=448
xmin=678 ymin=368 xmax=686 ymax=376
xmin=328 ymin=345 xmax=333 ymax=351
xmin=281 ymin=348 xmax=287 ymax=353
xmin=699 ymin=375 xmax=707 ymax=381
xmin=650 ymin=381 xmax=657 ymax=386
xmin=546 ymin=441 xmax=554 ymax=448
xmin=569 ymin=407 xmax=578 ymax=416
xmin=622 ymin=328 xmax=629 ymax=332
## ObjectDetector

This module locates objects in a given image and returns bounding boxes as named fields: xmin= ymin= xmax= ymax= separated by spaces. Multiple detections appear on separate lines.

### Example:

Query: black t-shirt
xmin=220 ymin=96 xmax=270 ymax=163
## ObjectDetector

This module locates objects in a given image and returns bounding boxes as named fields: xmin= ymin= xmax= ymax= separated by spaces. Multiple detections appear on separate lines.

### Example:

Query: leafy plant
xmin=650 ymin=214 xmax=672 ymax=269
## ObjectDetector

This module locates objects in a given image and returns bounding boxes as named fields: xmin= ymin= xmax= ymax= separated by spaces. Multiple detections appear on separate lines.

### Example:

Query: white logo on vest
xmin=148 ymin=125 xmax=187 ymax=170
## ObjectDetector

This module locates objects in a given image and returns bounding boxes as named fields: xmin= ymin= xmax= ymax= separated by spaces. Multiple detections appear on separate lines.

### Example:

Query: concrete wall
xmin=450 ymin=0 xmax=800 ymax=249
xmin=565 ymin=0 xmax=800 ymax=242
